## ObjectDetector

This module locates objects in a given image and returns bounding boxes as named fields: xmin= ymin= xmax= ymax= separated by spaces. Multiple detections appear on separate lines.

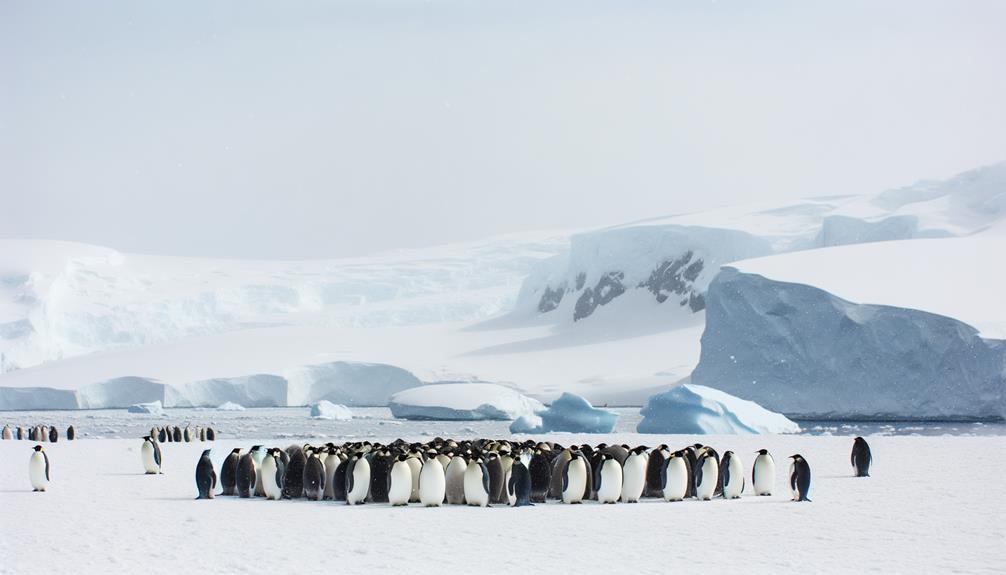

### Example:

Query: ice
xmin=284 ymin=362 xmax=423 ymax=407
xmin=309 ymin=400 xmax=352 ymax=420
xmin=637 ymin=383 xmax=800 ymax=434
xmin=388 ymin=383 xmax=544 ymax=421
xmin=126 ymin=400 xmax=164 ymax=415
xmin=216 ymin=401 xmax=246 ymax=411
xmin=509 ymin=392 xmax=618 ymax=433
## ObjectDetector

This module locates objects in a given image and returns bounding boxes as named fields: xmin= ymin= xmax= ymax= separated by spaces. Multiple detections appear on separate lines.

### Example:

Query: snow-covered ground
xmin=1 ymin=433 xmax=1002 ymax=575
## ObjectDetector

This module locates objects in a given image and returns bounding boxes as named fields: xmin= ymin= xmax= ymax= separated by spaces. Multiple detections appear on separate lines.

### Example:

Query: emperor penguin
xmin=261 ymin=448 xmax=286 ymax=501
xmin=29 ymin=445 xmax=50 ymax=491
xmin=595 ymin=453 xmax=623 ymax=504
xmin=195 ymin=449 xmax=217 ymax=499
xmin=463 ymin=454 xmax=491 ymax=507
xmin=220 ymin=448 xmax=241 ymax=495
xmin=507 ymin=453 xmax=533 ymax=507
xmin=184 ymin=426 xmax=193 ymax=443
xmin=405 ymin=448 xmax=423 ymax=503
xmin=345 ymin=453 xmax=371 ymax=505
xmin=39 ymin=425 xmax=48 ymax=442
xmin=694 ymin=451 xmax=719 ymax=501
xmin=367 ymin=449 xmax=392 ymax=503
xmin=720 ymin=451 xmax=744 ymax=499
xmin=199 ymin=427 xmax=206 ymax=442
xmin=2 ymin=424 xmax=12 ymax=440
xmin=486 ymin=452 xmax=506 ymax=505
xmin=283 ymin=446 xmax=306 ymax=499
xmin=419 ymin=450 xmax=446 ymax=507
xmin=141 ymin=436 xmax=163 ymax=474
xmin=561 ymin=451 xmax=588 ymax=504
xmin=528 ymin=449 xmax=551 ymax=503
xmin=17 ymin=426 xmax=25 ymax=440
xmin=250 ymin=445 xmax=267 ymax=496
xmin=48 ymin=426 xmax=58 ymax=443
xmin=620 ymin=446 xmax=647 ymax=503
xmin=548 ymin=449 xmax=574 ymax=500
xmin=172 ymin=426 xmax=182 ymax=443
xmin=206 ymin=427 xmax=216 ymax=441
xmin=661 ymin=451 xmax=689 ymax=502
xmin=333 ymin=455 xmax=351 ymax=501
xmin=303 ymin=450 xmax=327 ymax=501
xmin=789 ymin=454 xmax=811 ymax=502
xmin=852 ymin=437 xmax=872 ymax=477
xmin=445 ymin=453 xmax=469 ymax=505
xmin=323 ymin=446 xmax=341 ymax=500
xmin=752 ymin=449 xmax=775 ymax=496
xmin=66 ymin=425 xmax=75 ymax=441
xmin=644 ymin=445 xmax=669 ymax=498
xmin=388 ymin=453 xmax=413 ymax=506
xmin=236 ymin=448 xmax=257 ymax=498
xmin=158 ymin=427 xmax=167 ymax=443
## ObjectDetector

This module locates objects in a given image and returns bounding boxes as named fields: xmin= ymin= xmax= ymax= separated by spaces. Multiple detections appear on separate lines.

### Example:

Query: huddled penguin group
xmin=2 ymin=424 xmax=75 ymax=442
xmin=149 ymin=425 xmax=216 ymax=444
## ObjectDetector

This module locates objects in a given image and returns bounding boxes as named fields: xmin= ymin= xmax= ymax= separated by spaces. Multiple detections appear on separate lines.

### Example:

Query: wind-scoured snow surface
xmin=637 ymin=384 xmax=800 ymax=434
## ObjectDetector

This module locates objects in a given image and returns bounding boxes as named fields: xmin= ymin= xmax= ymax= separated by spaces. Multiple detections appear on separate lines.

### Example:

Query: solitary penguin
xmin=345 ymin=453 xmax=371 ymax=505
xmin=561 ymin=451 xmax=588 ymax=504
xmin=621 ymin=446 xmax=647 ymax=503
xmin=29 ymin=445 xmax=50 ymax=491
xmin=694 ymin=451 xmax=719 ymax=501
xmin=463 ymin=454 xmax=491 ymax=507
xmin=141 ymin=436 xmax=163 ymax=474
xmin=419 ymin=451 xmax=446 ymax=507
xmin=261 ymin=448 xmax=286 ymax=501
xmin=789 ymin=454 xmax=811 ymax=502
xmin=852 ymin=437 xmax=872 ymax=477
xmin=388 ymin=453 xmax=413 ymax=506
xmin=752 ymin=449 xmax=775 ymax=496
xmin=445 ymin=453 xmax=468 ymax=505
xmin=528 ymin=449 xmax=551 ymax=503
xmin=720 ymin=451 xmax=744 ymax=499
xmin=236 ymin=448 xmax=257 ymax=498
xmin=661 ymin=451 xmax=689 ymax=502
xmin=508 ymin=454 xmax=533 ymax=507
xmin=195 ymin=449 xmax=217 ymax=499
xmin=66 ymin=425 xmax=75 ymax=441
xmin=303 ymin=450 xmax=327 ymax=501
xmin=220 ymin=448 xmax=242 ymax=495
xmin=595 ymin=453 xmax=622 ymax=504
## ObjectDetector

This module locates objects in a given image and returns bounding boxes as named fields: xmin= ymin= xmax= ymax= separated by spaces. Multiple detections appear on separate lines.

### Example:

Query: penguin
xmin=66 ymin=425 xmax=75 ymax=441
xmin=195 ymin=449 xmax=216 ymax=499
xmin=283 ymin=446 xmax=306 ymax=499
xmin=48 ymin=426 xmax=58 ymax=443
xmin=303 ymin=450 xmax=327 ymax=501
xmin=141 ymin=436 xmax=163 ymax=474
xmin=644 ymin=445 xmax=669 ymax=498
xmin=29 ymin=445 xmax=50 ymax=491
xmin=17 ymin=426 xmax=25 ymax=440
xmin=220 ymin=448 xmax=241 ymax=495
xmin=548 ymin=449 xmax=574 ymax=500
xmin=206 ymin=427 xmax=215 ymax=441
xmin=561 ymin=451 xmax=588 ymax=504
xmin=387 ymin=453 xmax=413 ymax=506
xmin=323 ymin=446 xmax=341 ymax=500
xmin=752 ymin=449 xmax=775 ymax=496
xmin=250 ymin=445 xmax=267 ymax=497
xmin=367 ymin=449 xmax=392 ymax=503
xmin=720 ymin=451 xmax=744 ymax=499
xmin=183 ymin=426 xmax=193 ymax=443
xmin=463 ymin=454 xmax=491 ymax=507
xmin=528 ymin=449 xmax=551 ymax=503
xmin=852 ymin=437 xmax=872 ymax=477
xmin=661 ymin=450 xmax=689 ymax=502
xmin=602 ymin=444 xmax=630 ymax=466
xmin=683 ymin=446 xmax=699 ymax=498
xmin=236 ymin=448 xmax=257 ymax=498
xmin=486 ymin=452 xmax=506 ymax=505
xmin=261 ymin=448 xmax=286 ymax=501
xmin=39 ymin=425 xmax=47 ymax=442
xmin=789 ymin=454 xmax=811 ymax=502
xmin=333 ymin=455 xmax=350 ymax=502
xmin=445 ymin=453 xmax=468 ymax=505
xmin=164 ymin=427 xmax=172 ymax=443
xmin=419 ymin=451 xmax=446 ymax=507
xmin=508 ymin=454 xmax=533 ymax=507
xmin=594 ymin=453 xmax=622 ymax=504
xmin=694 ymin=451 xmax=719 ymax=501
xmin=345 ymin=453 xmax=371 ymax=505
xmin=405 ymin=449 xmax=423 ymax=503
xmin=620 ymin=446 xmax=647 ymax=503
xmin=2 ymin=424 xmax=11 ymax=440
xmin=172 ymin=426 xmax=182 ymax=443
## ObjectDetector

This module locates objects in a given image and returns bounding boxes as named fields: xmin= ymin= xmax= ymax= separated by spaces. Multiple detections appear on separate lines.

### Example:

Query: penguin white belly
xmin=347 ymin=459 xmax=371 ymax=505
xmin=464 ymin=466 xmax=489 ymax=507
xmin=141 ymin=442 xmax=160 ymax=474
xmin=388 ymin=462 xmax=413 ymax=506
xmin=789 ymin=461 xmax=799 ymax=501
xmin=30 ymin=452 xmax=49 ymax=491
xmin=663 ymin=457 xmax=688 ymax=501
xmin=621 ymin=454 xmax=646 ymax=503
xmin=696 ymin=459 xmax=719 ymax=500
xmin=753 ymin=455 xmax=775 ymax=496
xmin=505 ymin=468 xmax=516 ymax=506
xmin=597 ymin=462 xmax=623 ymax=504
xmin=323 ymin=455 xmax=339 ymax=499
xmin=562 ymin=459 xmax=587 ymax=504
xmin=253 ymin=451 xmax=267 ymax=496
xmin=445 ymin=459 xmax=468 ymax=505
xmin=419 ymin=460 xmax=446 ymax=507
xmin=407 ymin=457 xmax=423 ymax=502
xmin=723 ymin=455 xmax=744 ymax=499
xmin=261 ymin=457 xmax=283 ymax=501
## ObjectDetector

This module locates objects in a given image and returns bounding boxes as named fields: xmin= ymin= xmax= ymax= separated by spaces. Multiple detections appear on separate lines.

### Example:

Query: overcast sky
xmin=2 ymin=0 xmax=1005 ymax=259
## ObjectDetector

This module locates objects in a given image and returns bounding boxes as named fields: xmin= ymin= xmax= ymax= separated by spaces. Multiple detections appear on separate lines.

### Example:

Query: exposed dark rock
xmin=640 ymin=251 xmax=704 ymax=304
xmin=575 ymin=272 xmax=586 ymax=291
xmin=573 ymin=272 xmax=626 ymax=321
xmin=537 ymin=284 xmax=566 ymax=313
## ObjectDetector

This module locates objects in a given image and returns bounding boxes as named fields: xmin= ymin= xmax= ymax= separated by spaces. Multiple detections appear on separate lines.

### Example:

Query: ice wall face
xmin=691 ymin=269 xmax=1006 ymax=420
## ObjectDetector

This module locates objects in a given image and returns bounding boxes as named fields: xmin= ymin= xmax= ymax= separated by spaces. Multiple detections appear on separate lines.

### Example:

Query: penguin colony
xmin=149 ymin=425 xmax=217 ymax=443
xmin=2 ymin=424 xmax=75 ymax=442
xmin=184 ymin=437 xmax=873 ymax=505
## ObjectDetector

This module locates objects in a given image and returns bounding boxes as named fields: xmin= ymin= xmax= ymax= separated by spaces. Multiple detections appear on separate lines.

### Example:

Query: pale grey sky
xmin=2 ymin=0 xmax=1005 ymax=259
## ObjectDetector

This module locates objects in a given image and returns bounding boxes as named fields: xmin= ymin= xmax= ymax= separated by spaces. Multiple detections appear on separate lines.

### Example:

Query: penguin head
xmin=569 ymin=451 xmax=580 ymax=460
xmin=33 ymin=445 xmax=43 ymax=452
xmin=854 ymin=436 xmax=865 ymax=444
xmin=789 ymin=454 xmax=804 ymax=461
xmin=631 ymin=446 xmax=648 ymax=455
xmin=231 ymin=448 xmax=242 ymax=454
xmin=201 ymin=449 xmax=212 ymax=457
xmin=756 ymin=449 xmax=769 ymax=455
xmin=143 ymin=435 xmax=152 ymax=442
xmin=396 ymin=453 xmax=410 ymax=462
xmin=251 ymin=445 xmax=262 ymax=452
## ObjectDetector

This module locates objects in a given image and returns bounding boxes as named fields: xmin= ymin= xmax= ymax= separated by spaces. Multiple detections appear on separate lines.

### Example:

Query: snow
xmin=216 ymin=402 xmax=246 ymax=411
xmin=637 ymin=384 xmax=800 ymax=434
xmin=126 ymin=400 xmax=164 ymax=416
xmin=308 ymin=400 xmax=352 ymax=420
xmin=388 ymin=383 xmax=544 ymax=421
xmin=510 ymin=392 xmax=618 ymax=433
xmin=1 ymin=434 xmax=1002 ymax=574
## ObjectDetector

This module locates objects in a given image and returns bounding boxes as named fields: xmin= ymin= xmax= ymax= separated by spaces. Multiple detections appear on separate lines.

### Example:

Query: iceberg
xmin=508 ymin=392 xmax=618 ymax=433
xmin=637 ymin=383 xmax=800 ymax=434
xmin=216 ymin=401 xmax=246 ymax=411
xmin=127 ymin=400 xmax=165 ymax=415
xmin=309 ymin=400 xmax=353 ymax=420
xmin=389 ymin=383 xmax=544 ymax=421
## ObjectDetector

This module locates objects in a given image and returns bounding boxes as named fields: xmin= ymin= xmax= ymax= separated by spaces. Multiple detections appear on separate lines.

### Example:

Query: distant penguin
xmin=594 ymin=453 xmax=622 ymax=504
xmin=141 ymin=436 xmax=163 ymax=474
xmin=387 ymin=453 xmax=413 ymax=506
xmin=261 ymin=448 xmax=286 ymax=501
xmin=303 ymin=451 xmax=327 ymax=501
xmin=419 ymin=452 xmax=446 ymax=507
xmin=368 ymin=450 xmax=392 ymax=503
xmin=445 ymin=454 xmax=468 ymax=505
xmin=48 ymin=426 xmax=58 ymax=443
xmin=66 ymin=425 xmax=75 ymax=441
xmin=184 ymin=426 xmax=193 ymax=443
xmin=220 ymin=448 xmax=241 ymax=495
xmin=486 ymin=452 xmax=506 ymax=505
xmin=720 ymin=451 xmax=744 ymax=499
xmin=283 ymin=446 xmax=306 ymax=499
xmin=644 ymin=445 xmax=668 ymax=498
xmin=206 ymin=427 xmax=215 ymax=441
xmin=29 ymin=445 xmax=50 ymax=491
xmin=621 ymin=446 xmax=647 ymax=503
xmin=852 ymin=437 xmax=872 ymax=477
xmin=562 ymin=451 xmax=588 ymax=504
xmin=198 ymin=427 xmax=206 ymax=442
xmin=752 ymin=449 xmax=775 ymax=496
xmin=2 ymin=425 xmax=11 ymax=440
xmin=195 ymin=449 xmax=216 ymax=499
xmin=236 ymin=449 xmax=257 ymax=498
xmin=528 ymin=449 xmax=551 ymax=503
xmin=508 ymin=456 xmax=533 ymax=507
xmin=345 ymin=453 xmax=371 ymax=505
xmin=661 ymin=451 xmax=689 ymax=502
xmin=789 ymin=454 xmax=811 ymax=502
xmin=39 ymin=425 xmax=47 ymax=442
xmin=17 ymin=426 xmax=25 ymax=440
xmin=172 ymin=426 xmax=182 ymax=443
xmin=695 ymin=451 xmax=719 ymax=501
xmin=463 ymin=454 xmax=491 ymax=507
xmin=163 ymin=427 xmax=172 ymax=443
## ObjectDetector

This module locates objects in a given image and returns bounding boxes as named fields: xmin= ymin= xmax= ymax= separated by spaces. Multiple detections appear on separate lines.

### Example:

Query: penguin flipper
xmin=480 ymin=463 xmax=490 ymax=496
xmin=44 ymin=451 xmax=50 ymax=482
xmin=593 ymin=464 xmax=602 ymax=492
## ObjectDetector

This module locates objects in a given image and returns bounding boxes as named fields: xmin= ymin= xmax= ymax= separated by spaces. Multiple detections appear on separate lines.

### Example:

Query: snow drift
xmin=388 ymin=383 xmax=544 ymax=421
xmin=637 ymin=384 xmax=800 ymax=434
xmin=509 ymin=392 xmax=618 ymax=433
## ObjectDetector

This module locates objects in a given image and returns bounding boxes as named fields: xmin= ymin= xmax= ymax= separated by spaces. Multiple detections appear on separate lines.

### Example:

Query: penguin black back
xmin=283 ymin=446 xmax=307 ymax=499
xmin=509 ymin=458 xmax=533 ymax=507
xmin=851 ymin=437 xmax=872 ymax=477
xmin=368 ymin=450 xmax=392 ymax=503
xmin=221 ymin=448 xmax=241 ymax=496
xmin=528 ymin=450 xmax=551 ymax=503
xmin=644 ymin=447 xmax=666 ymax=498
xmin=195 ymin=449 xmax=217 ymax=499
xmin=789 ymin=454 xmax=811 ymax=502
xmin=236 ymin=449 xmax=257 ymax=498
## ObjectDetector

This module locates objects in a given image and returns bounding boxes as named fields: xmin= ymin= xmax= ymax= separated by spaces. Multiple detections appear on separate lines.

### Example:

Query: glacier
xmin=388 ymin=383 xmax=544 ymax=421
xmin=637 ymin=383 xmax=800 ymax=434
xmin=509 ymin=392 xmax=618 ymax=433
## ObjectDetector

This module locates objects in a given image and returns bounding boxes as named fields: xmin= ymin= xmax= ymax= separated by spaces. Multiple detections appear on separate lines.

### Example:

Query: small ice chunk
xmin=309 ymin=400 xmax=353 ymax=420
xmin=637 ymin=384 xmax=799 ymax=434
xmin=127 ymin=400 xmax=165 ymax=415
xmin=217 ymin=401 xmax=246 ymax=411
xmin=509 ymin=393 xmax=617 ymax=434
